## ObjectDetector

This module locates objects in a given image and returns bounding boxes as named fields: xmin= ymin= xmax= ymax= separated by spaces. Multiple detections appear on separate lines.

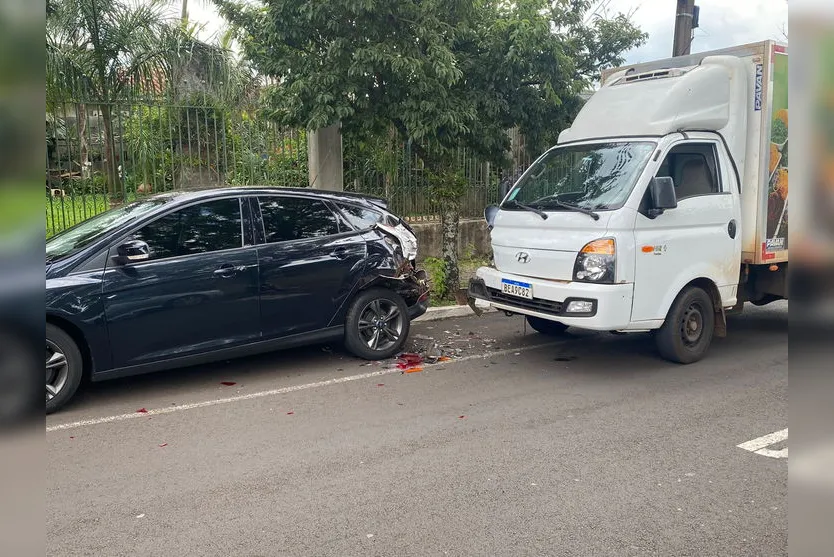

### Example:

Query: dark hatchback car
xmin=45 ymin=188 xmax=428 ymax=414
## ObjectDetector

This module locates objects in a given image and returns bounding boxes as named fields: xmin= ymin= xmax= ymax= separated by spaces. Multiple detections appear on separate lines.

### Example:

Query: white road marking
xmin=737 ymin=428 xmax=788 ymax=459
xmin=46 ymin=341 xmax=561 ymax=433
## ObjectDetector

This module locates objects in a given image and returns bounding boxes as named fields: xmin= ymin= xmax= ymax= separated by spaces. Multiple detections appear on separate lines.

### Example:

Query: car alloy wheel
xmin=46 ymin=339 xmax=69 ymax=403
xmin=357 ymin=299 xmax=404 ymax=352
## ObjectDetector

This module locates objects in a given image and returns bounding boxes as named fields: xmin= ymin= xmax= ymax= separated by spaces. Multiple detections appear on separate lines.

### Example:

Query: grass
xmin=46 ymin=196 xmax=109 ymax=237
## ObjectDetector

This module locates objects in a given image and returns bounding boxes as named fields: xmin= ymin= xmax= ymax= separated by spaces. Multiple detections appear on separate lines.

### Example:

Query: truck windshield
xmin=504 ymin=142 xmax=656 ymax=213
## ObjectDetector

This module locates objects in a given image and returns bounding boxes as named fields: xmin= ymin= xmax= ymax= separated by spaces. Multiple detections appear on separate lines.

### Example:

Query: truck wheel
xmin=655 ymin=287 xmax=715 ymax=364
xmin=46 ymin=323 xmax=84 ymax=414
xmin=526 ymin=316 xmax=569 ymax=335
xmin=344 ymin=288 xmax=410 ymax=360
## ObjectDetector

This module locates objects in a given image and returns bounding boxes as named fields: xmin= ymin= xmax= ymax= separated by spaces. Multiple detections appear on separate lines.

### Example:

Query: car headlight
xmin=573 ymin=238 xmax=615 ymax=283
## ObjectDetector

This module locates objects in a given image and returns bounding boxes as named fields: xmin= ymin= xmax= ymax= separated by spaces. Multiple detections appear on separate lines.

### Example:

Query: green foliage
xmin=215 ymin=0 xmax=647 ymax=166
xmin=422 ymin=257 xmax=449 ymax=301
xmin=225 ymin=119 xmax=308 ymax=186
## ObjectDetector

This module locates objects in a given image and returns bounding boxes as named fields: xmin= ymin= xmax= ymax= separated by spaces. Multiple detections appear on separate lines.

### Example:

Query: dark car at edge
xmin=44 ymin=187 xmax=428 ymax=414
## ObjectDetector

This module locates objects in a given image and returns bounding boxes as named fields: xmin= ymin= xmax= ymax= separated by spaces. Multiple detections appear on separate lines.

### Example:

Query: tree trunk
xmin=100 ymin=104 xmax=121 ymax=204
xmin=441 ymin=204 xmax=461 ymax=302
xmin=77 ymin=103 xmax=90 ymax=179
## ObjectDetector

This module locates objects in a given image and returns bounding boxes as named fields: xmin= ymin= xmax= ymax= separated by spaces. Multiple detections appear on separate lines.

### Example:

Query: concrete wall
xmin=411 ymin=219 xmax=492 ymax=262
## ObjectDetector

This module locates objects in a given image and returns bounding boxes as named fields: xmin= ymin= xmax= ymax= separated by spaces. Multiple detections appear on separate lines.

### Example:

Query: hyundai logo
xmin=516 ymin=252 xmax=530 ymax=263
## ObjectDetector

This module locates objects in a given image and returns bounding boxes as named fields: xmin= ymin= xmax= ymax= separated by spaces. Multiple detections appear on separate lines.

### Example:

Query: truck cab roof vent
xmin=613 ymin=68 xmax=687 ymax=85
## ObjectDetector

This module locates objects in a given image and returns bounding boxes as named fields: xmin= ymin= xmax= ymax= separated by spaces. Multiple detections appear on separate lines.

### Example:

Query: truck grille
xmin=486 ymin=288 xmax=563 ymax=316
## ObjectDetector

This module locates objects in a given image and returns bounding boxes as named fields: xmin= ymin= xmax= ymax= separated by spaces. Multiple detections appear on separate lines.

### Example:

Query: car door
xmin=631 ymin=140 xmax=742 ymax=323
xmin=102 ymin=196 xmax=261 ymax=369
xmin=252 ymin=195 xmax=368 ymax=338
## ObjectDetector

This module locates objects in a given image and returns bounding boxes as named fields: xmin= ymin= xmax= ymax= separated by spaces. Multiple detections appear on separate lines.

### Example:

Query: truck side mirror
xmin=484 ymin=205 xmax=499 ymax=230
xmin=648 ymin=177 xmax=677 ymax=218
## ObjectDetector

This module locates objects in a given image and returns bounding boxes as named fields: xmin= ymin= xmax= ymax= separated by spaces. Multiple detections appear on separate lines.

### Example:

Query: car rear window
xmin=338 ymin=203 xmax=383 ymax=230
xmin=258 ymin=196 xmax=340 ymax=243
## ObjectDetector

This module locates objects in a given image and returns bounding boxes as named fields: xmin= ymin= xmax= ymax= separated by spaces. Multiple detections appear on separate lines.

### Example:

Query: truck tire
xmin=655 ymin=286 xmax=715 ymax=364
xmin=526 ymin=316 xmax=569 ymax=335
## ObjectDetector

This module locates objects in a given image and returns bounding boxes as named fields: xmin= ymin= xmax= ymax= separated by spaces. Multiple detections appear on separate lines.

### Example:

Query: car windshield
xmin=504 ymin=142 xmax=656 ymax=212
xmin=46 ymin=199 xmax=169 ymax=262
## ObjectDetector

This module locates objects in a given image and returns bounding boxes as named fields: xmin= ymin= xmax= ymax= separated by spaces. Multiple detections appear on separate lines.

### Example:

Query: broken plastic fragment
xmin=220 ymin=381 xmax=237 ymax=386
xmin=404 ymin=367 xmax=423 ymax=374
xmin=458 ymin=415 xmax=466 ymax=419
xmin=136 ymin=408 xmax=148 ymax=413
xmin=376 ymin=383 xmax=385 ymax=387
xmin=287 ymin=411 xmax=294 ymax=415
xmin=158 ymin=443 xmax=168 ymax=448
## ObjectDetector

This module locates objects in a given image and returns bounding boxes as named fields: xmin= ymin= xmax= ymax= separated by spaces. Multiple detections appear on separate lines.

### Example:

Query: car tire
xmin=655 ymin=286 xmax=715 ymax=364
xmin=344 ymin=288 xmax=411 ymax=361
xmin=46 ymin=324 xmax=84 ymax=415
xmin=526 ymin=316 xmax=569 ymax=335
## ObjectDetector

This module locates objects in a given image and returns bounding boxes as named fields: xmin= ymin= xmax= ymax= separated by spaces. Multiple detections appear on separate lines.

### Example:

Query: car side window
xmin=258 ymin=196 xmax=340 ymax=243
xmin=338 ymin=203 xmax=382 ymax=230
xmin=132 ymin=198 xmax=243 ymax=260
xmin=656 ymin=143 xmax=722 ymax=200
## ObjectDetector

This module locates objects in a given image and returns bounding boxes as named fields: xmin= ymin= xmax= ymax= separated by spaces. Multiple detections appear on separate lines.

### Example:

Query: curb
xmin=414 ymin=300 xmax=494 ymax=322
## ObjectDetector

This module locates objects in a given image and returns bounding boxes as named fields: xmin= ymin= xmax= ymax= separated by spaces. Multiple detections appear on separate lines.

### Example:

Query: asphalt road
xmin=46 ymin=302 xmax=788 ymax=556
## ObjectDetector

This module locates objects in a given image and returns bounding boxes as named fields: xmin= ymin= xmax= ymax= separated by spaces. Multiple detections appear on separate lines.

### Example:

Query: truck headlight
xmin=573 ymin=238 xmax=615 ymax=283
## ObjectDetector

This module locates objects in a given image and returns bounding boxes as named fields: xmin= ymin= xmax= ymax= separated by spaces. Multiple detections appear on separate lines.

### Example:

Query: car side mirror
xmin=484 ymin=205 xmax=499 ymax=229
xmin=648 ymin=176 xmax=677 ymax=218
xmin=115 ymin=239 xmax=150 ymax=264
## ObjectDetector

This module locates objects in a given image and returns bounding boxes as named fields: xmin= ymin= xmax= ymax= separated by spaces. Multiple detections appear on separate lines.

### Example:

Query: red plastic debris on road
xmin=287 ymin=411 xmax=294 ymax=415
xmin=377 ymin=383 xmax=385 ymax=387
xmin=136 ymin=408 xmax=148 ymax=413
xmin=158 ymin=443 xmax=168 ymax=448
xmin=220 ymin=381 xmax=237 ymax=386
xmin=458 ymin=416 xmax=466 ymax=419
xmin=396 ymin=353 xmax=423 ymax=369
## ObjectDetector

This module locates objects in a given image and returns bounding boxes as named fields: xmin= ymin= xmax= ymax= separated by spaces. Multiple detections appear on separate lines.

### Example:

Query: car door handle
xmin=331 ymin=247 xmax=350 ymax=259
xmin=213 ymin=264 xmax=240 ymax=278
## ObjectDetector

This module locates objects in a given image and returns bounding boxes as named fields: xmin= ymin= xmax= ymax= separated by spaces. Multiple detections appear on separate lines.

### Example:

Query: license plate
xmin=501 ymin=279 xmax=533 ymax=299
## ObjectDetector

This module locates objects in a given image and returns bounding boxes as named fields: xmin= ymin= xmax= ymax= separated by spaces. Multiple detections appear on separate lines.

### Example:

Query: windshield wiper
xmin=538 ymin=198 xmax=600 ymax=221
xmin=503 ymin=199 xmax=548 ymax=220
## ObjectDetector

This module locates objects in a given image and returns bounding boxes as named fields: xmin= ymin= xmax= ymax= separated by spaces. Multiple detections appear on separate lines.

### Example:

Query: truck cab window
xmin=657 ymin=143 xmax=722 ymax=200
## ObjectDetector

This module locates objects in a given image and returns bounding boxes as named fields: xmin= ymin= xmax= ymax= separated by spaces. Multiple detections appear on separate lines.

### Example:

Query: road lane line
xmin=737 ymin=428 xmax=788 ymax=452
xmin=738 ymin=428 xmax=788 ymax=458
xmin=46 ymin=340 xmax=561 ymax=432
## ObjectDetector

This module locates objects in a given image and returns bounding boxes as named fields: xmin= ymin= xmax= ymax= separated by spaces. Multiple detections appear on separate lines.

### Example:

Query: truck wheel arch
xmin=662 ymin=278 xmax=727 ymax=338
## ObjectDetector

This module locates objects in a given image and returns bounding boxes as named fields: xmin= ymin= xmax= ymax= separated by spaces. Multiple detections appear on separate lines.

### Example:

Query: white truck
xmin=468 ymin=41 xmax=789 ymax=363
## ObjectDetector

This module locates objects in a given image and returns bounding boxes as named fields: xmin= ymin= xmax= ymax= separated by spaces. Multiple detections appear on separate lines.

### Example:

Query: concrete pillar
xmin=307 ymin=123 xmax=344 ymax=191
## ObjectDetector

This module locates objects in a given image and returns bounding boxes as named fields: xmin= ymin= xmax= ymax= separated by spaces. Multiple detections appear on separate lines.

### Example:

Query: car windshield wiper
xmin=502 ymin=199 xmax=548 ymax=220
xmin=536 ymin=198 xmax=600 ymax=221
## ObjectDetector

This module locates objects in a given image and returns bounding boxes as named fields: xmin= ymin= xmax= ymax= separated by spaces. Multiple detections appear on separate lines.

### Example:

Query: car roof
xmin=146 ymin=186 xmax=389 ymax=210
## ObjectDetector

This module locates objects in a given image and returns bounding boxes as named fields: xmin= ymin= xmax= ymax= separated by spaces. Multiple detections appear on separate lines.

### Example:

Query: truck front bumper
xmin=468 ymin=267 xmax=635 ymax=331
